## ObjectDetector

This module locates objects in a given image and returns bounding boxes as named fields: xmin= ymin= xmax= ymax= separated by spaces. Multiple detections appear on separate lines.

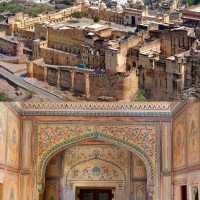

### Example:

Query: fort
xmin=0 ymin=0 xmax=200 ymax=100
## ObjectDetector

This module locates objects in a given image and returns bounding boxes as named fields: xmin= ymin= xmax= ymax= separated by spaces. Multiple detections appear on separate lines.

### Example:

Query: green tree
xmin=71 ymin=11 xmax=82 ymax=18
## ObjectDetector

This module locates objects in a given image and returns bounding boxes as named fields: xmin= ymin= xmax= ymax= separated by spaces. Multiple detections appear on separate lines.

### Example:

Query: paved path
xmin=0 ymin=67 xmax=64 ymax=101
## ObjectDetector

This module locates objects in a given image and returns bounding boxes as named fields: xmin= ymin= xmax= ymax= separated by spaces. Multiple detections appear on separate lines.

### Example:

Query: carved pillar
xmin=57 ymin=68 xmax=61 ymax=89
xmin=161 ymin=123 xmax=173 ymax=200
xmin=128 ymin=152 xmax=133 ymax=200
xmin=70 ymin=71 xmax=75 ymax=92
xmin=85 ymin=73 xmax=90 ymax=99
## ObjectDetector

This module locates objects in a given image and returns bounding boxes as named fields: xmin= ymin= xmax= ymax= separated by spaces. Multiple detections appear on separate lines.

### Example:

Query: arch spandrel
xmin=36 ymin=123 xmax=158 ymax=197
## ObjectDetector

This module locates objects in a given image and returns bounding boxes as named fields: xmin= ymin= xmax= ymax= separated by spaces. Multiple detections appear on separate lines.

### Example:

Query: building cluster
xmin=0 ymin=0 xmax=200 ymax=100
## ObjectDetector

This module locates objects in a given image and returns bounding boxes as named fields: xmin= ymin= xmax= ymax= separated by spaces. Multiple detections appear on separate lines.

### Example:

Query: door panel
xmin=79 ymin=189 xmax=112 ymax=200
xmin=81 ymin=191 xmax=94 ymax=200
xmin=98 ymin=191 xmax=110 ymax=200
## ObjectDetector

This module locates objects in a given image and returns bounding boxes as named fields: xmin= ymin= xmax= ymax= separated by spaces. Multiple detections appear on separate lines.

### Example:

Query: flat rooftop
xmin=48 ymin=17 xmax=137 ymax=33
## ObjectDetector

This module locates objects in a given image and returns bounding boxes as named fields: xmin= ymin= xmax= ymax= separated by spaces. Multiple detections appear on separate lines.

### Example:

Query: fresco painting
xmin=187 ymin=104 xmax=200 ymax=165
xmin=6 ymin=112 xmax=20 ymax=168
xmin=3 ymin=173 xmax=18 ymax=200
xmin=173 ymin=123 xmax=186 ymax=169
xmin=0 ymin=105 xmax=7 ymax=164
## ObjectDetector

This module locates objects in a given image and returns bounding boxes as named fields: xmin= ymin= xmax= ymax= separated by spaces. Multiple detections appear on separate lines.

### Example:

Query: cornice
xmin=8 ymin=101 xmax=186 ymax=117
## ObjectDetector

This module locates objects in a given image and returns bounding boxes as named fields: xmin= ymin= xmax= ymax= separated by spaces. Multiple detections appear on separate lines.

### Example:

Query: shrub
xmin=93 ymin=16 xmax=100 ymax=23
xmin=71 ymin=11 xmax=82 ymax=18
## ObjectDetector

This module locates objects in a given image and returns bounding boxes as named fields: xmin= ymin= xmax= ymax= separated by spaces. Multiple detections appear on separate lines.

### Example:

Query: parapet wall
xmin=89 ymin=72 xmax=138 ymax=100
xmin=40 ymin=47 xmax=81 ymax=66
xmin=30 ymin=61 xmax=138 ymax=101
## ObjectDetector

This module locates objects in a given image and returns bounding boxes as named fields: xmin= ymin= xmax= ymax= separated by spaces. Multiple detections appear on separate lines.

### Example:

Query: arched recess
xmin=66 ymin=158 xmax=127 ymax=183
xmin=37 ymin=132 xmax=155 ymax=198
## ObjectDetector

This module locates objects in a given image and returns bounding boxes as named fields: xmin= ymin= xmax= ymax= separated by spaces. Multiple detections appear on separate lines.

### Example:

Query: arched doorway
xmin=36 ymin=123 xmax=157 ymax=200
xmin=40 ymin=138 xmax=150 ymax=200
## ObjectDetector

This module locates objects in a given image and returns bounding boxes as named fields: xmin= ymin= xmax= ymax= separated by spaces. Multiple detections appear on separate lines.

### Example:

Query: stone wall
xmin=160 ymin=29 xmax=195 ymax=57
xmin=0 ymin=37 xmax=24 ymax=56
xmin=173 ymin=102 xmax=200 ymax=200
xmin=40 ymin=47 xmax=80 ymax=66
xmin=14 ymin=29 xmax=35 ymax=49
xmin=30 ymin=61 xmax=138 ymax=101
xmin=89 ymin=72 xmax=138 ymax=100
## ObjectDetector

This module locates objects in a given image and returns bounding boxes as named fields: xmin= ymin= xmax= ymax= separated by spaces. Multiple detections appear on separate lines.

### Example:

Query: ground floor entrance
xmin=77 ymin=188 xmax=113 ymax=200
xmin=43 ymin=140 xmax=148 ymax=200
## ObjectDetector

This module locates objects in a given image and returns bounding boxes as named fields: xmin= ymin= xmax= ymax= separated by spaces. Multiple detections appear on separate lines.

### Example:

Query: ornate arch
xmin=37 ymin=132 xmax=155 ymax=196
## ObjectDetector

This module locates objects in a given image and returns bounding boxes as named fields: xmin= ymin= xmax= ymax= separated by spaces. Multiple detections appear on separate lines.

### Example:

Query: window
xmin=181 ymin=185 xmax=187 ymax=200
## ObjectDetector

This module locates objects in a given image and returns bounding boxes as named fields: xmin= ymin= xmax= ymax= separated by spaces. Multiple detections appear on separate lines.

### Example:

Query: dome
xmin=136 ymin=0 xmax=144 ymax=6
xmin=116 ymin=4 xmax=123 ymax=12
xmin=100 ymin=2 xmax=107 ymax=10
xmin=127 ymin=0 xmax=136 ymax=7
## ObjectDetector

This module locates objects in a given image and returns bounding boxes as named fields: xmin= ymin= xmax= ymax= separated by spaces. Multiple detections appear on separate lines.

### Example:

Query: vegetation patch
xmin=0 ymin=0 xmax=54 ymax=17
xmin=187 ymin=0 xmax=200 ymax=5
xmin=93 ymin=16 xmax=100 ymax=23
xmin=135 ymin=89 xmax=146 ymax=101
xmin=71 ymin=11 xmax=82 ymax=18
xmin=0 ymin=92 xmax=8 ymax=101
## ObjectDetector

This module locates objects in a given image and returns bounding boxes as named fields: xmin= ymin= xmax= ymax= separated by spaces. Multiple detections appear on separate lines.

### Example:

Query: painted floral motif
xmin=188 ymin=120 xmax=199 ymax=164
xmin=173 ymin=124 xmax=186 ymax=168
xmin=37 ymin=124 xmax=156 ymax=160
xmin=37 ymin=123 xmax=157 ymax=191
xmin=64 ymin=145 xmax=129 ymax=175
xmin=67 ymin=159 xmax=125 ymax=181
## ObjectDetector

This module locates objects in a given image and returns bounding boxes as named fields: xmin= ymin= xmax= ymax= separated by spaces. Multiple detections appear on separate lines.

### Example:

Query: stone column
xmin=57 ymin=68 xmax=61 ymax=89
xmin=161 ymin=123 xmax=173 ymax=200
xmin=44 ymin=66 xmax=48 ymax=82
xmin=20 ymin=120 xmax=33 ymax=200
xmin=128 ymin=152 xmax=133 ymax=200
xmin=70 ymin=71 xmax=75 ymax=92
xmin=27 ymin=62 xmax=33 ymax=78
xmin=85 ymin=73 xmax=90 ymax=99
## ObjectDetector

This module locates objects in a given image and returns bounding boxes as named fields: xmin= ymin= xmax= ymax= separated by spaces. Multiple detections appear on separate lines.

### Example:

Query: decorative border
xmin=9 ymin=101 xmax=186 ymax=117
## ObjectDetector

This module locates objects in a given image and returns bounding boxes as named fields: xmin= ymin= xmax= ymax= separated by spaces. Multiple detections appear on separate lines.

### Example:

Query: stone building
xmin=27 ymin=16 xmax=146 ymax=100
xmin=0 ymin=101 xmax=200 ymax=200
xmin=1 ymin=0 xmax=200 ymax=101
xmin=136 ymin=26 xmax=200 ymax=100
